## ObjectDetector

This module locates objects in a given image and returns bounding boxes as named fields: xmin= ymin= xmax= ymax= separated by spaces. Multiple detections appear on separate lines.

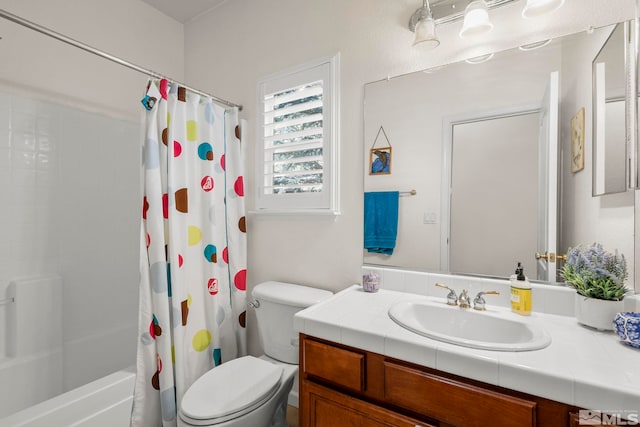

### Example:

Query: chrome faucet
xmin=473 ymin=291 xmax=500 ymax=311
xmin=434 ymin=283 xmax=458 ymax=306
xmin=457 ymin=289 xmax=471 ymax=308
xmin=436 ymin=283 xmax=500 ymax=311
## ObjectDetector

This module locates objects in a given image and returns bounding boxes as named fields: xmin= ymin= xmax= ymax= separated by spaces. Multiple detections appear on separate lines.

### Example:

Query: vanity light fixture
xmin=465 ymin=52 xmax=494 ymax=64
xmin=408 ymin=0 xmax=566 ymax=47
xmin=522 ymin=0 xmax=565 ymax=18
xmin=423 ymin=65 xmax=446 ymax=74
xmin=409 ymin=0 xmax=441 ymax=49
xmin=518 ymin=38 xmax=552 ymax=51
xmin=459 ymin=0 xmax=493 ymax=38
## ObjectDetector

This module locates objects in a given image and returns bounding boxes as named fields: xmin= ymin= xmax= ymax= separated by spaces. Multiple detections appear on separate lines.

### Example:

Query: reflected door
xmin=536 ymin=71 xmax=559 ymax=281
xmin=448 ymin=111 xmax=539 ymax=278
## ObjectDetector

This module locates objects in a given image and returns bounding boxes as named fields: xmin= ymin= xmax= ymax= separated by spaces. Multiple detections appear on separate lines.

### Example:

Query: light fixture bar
xmin=430 ymin=0 xmax=516 ymax=25
xmin=409 ymin=0 xmax=434 ymax=32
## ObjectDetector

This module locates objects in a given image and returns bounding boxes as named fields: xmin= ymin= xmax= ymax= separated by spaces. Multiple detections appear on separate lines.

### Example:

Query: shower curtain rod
xmin=0 ymin=9 xmax=243 ymax=111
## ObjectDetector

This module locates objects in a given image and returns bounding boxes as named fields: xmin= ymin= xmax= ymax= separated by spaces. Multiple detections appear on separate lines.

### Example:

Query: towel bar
xmin=0 ymin=297 xmax=15 ymax=306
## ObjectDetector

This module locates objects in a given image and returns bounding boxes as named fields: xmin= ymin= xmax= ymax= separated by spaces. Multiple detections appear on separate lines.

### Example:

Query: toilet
xmin=177 ymin=281 xmax=333 ymax=427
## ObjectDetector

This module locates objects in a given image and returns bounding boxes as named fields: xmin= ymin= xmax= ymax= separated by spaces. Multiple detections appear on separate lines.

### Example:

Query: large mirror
xmin=363 ymin=22 xmax=635 ymax=284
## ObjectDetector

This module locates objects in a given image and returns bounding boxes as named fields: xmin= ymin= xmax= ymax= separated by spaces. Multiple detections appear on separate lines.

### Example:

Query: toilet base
xmin=177 ymin=359 xmax=297 ymax=427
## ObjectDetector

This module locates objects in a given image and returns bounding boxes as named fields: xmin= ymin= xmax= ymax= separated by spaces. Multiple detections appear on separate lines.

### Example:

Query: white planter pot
xmin=574 ymin=294 xmax=624 ymax=331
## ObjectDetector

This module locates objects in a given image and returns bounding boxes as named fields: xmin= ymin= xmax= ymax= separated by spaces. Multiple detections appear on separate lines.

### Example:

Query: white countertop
xmin=294 ymin=285 xmax=640 ymax=413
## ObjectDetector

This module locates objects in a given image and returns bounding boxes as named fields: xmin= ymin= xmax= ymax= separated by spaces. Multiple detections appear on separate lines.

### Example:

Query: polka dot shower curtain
xmin=131 ymin=79 xmax=247 ymax=427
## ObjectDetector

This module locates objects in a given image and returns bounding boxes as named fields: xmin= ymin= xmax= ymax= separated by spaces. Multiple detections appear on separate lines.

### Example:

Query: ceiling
xmin=140 ymin=0 xmax=227 ymax=23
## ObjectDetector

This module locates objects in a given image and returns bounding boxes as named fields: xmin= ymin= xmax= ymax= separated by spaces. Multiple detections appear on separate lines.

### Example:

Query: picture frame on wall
xmin=369 ymin=146 xmax=392 ymax=175
xmin=571 ymin=107 xmax=585 ymax=173
xmin=369 ymin=125 xmax=393 ymax=175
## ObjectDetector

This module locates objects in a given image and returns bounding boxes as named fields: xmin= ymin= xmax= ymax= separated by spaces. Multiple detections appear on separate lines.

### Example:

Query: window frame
xmin=255 ymin=54 xmax=340 ymax=215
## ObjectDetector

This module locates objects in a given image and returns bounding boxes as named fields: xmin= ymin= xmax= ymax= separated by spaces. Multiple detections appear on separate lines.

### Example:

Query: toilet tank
xmin=252 ymin=281 xmax=333 ymax=364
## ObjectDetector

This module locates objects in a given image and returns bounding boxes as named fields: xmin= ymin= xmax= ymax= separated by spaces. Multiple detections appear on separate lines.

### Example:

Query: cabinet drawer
xmin=302 ymin=339 xmax=365 ymax=393
xmin=305 ymin=381 xmax=435 ymax=427
xmin=384 ymin=361 xmax=536 ymax=427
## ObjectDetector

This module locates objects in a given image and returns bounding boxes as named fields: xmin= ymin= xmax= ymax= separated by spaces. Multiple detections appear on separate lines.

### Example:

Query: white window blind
xmin=256 ymin=55 xmax=339 ymax=213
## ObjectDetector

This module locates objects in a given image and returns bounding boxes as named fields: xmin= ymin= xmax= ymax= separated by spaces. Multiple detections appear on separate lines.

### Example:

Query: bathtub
xmin=0 ymin=276 xmax=64 ymax=418
xmin=0 ymin=367 xmax=135 ymax=427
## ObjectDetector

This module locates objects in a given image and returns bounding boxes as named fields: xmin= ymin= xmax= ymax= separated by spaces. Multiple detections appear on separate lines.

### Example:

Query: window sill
xmin=248 ymin=209 xmax=341 ymax=218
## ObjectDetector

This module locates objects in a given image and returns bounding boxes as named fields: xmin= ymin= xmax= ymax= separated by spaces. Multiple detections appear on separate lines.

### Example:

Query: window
xmin=256 ymin=54 xmax=339 ymax=213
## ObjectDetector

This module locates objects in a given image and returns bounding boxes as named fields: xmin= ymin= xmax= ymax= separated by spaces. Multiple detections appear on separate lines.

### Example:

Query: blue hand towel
xmin=364 ymin=191 xmax=399 ymax=255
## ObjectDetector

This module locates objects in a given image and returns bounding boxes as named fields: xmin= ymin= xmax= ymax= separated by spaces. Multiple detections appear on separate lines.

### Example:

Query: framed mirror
xmin=363 ymin=21 xmax=635 ymax=284
xmin=592 ymin=22 xmax=627 ymax=196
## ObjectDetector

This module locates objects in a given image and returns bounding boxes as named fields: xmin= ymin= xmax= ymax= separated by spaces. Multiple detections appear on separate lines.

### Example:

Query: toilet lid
xmin=180 ymin=356 xmax=283 ymax=421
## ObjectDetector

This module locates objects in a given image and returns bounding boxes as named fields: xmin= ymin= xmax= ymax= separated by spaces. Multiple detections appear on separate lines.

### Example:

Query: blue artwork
xmin=370 ymin=148 xmax=391 ymax=174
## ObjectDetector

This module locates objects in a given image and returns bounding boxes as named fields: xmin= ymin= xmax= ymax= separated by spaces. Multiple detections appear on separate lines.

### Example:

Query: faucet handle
xmin=458 ymin=289 xmax=471 ymax=308
xmin=435 ymin=283 xmax=458 ymax=306
xmin=473 ymin=291 xmax=500 ymax=311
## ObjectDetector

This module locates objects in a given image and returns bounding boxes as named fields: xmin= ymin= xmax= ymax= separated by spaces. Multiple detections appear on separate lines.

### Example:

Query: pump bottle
xmin=510 ymin=262 xmax=532 ymax=315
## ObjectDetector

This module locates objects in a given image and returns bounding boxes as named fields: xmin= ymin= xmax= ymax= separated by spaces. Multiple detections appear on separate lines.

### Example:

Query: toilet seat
xmin=179 ymin=356 xmax=284 ymax=426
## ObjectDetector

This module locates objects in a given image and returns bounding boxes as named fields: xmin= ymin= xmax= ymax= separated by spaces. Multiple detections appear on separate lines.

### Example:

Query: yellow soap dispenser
xmin=510 ymin=262 xmax=532 ymax=316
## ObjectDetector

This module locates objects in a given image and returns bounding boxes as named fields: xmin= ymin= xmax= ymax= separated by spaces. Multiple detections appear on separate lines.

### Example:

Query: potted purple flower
xmin=561 ymin=243 xmax=630 ymax=331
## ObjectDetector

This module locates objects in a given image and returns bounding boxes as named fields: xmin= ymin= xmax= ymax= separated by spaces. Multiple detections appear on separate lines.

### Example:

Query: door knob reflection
xmin=535 ymin=252 xmax=566 ymax=263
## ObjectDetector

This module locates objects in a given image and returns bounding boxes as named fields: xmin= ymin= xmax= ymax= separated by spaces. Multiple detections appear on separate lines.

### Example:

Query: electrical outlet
xmin=423 ymin=212 xmax=437 ymax=224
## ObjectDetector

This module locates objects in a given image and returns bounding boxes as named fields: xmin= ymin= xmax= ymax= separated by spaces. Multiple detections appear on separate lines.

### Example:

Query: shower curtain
xmin=131 ymin=79 xmax=247 ymax=427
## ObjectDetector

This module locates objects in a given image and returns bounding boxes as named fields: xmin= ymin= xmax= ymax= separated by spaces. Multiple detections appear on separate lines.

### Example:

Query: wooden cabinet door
xmin=303 ymin=381 xmax=434 ymax=427
xmin=302 ymin=337 xmax=365 ymax=393
xmin=383 ymin=361 xmax=536 ymax=427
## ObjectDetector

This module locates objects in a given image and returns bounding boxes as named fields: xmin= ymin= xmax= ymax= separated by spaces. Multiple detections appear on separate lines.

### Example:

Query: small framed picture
xmin=369 ymin=146 xmax=392 ymax=175
xmin=571 ymin=107 xmax=585 ymax=173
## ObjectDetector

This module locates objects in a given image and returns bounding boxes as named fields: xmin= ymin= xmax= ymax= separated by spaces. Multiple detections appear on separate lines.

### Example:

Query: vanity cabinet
xmin=299 ymin=334 xmax=582 ymax=427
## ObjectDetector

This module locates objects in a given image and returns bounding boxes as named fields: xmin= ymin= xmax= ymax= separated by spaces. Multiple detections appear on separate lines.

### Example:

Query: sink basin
xmin=388 ymin=300 xmax=551 ymax=351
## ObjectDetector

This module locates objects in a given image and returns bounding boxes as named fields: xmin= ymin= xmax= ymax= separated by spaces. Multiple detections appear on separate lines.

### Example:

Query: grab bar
xmin=0 ymin=297 xmax=15 ymax=306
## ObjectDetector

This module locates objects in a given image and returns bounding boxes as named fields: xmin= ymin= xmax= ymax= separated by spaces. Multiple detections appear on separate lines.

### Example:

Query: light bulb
xmin=413 ymin=16 xmax=440 ymax=49
xmin=459 ymin=0 xmax=493 ymax=39
xmin=522 ymin=0 xmax=565 ymax=18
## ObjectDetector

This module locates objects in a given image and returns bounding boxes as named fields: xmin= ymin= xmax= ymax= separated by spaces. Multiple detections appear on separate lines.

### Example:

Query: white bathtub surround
xmin=5 ymin=276 xmax=62 ymax=358
xmin=0 ymin=90 xmax=141 ymax=416
xmin=133 ymin=82 xmax=247 ymax=426
xmin=63 ymin=323 xmax=138 ymax=392
xmin=0 ymin=367 xmax=135 ymax=427
xmin=0 ymin=276 xmax=63 ymax=418
xmin=0 ymin=352 xmax=63 ymax=422
xmin=295 ymin=283 xmax=640 ymax=414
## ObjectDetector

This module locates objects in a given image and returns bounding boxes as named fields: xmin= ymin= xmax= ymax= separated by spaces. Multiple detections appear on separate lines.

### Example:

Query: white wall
xmin=184 ymin=0 xmax=637 ymax=355
xmin=0 ymin=0 xmax=185 ymax=403
xmin=559 ymin=23 xmax=635 ymax=287
xmin=0 ymin=0 xmax=184 ymax=119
